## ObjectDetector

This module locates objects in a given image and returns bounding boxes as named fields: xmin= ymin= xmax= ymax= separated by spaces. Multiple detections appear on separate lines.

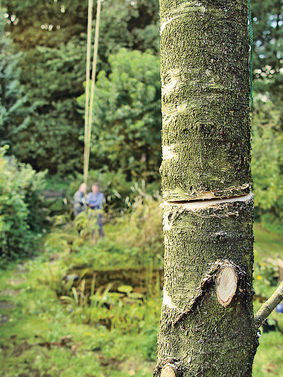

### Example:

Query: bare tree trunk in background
xmin=155 ymin=1 xmax=259 ymax=376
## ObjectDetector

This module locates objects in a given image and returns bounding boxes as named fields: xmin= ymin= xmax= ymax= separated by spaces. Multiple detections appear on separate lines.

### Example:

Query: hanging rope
xmin=84 ymin=0 xmax=101 ymax=184
xmin=85 ymin=0 xmax=102 ymax=183
xmin=248 ymin=0 xmax=254 ymax=109
xmin=83 ymin=0 xmax=94 ymax=183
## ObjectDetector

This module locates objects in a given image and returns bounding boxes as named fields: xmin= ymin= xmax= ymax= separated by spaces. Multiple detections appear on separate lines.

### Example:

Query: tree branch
xmin=254 ymin=281 xmax=283 ymax=329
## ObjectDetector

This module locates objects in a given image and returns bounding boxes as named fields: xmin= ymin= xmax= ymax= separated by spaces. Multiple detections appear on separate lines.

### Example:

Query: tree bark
xmin=156 ymin=1 xmax=258 ymax=376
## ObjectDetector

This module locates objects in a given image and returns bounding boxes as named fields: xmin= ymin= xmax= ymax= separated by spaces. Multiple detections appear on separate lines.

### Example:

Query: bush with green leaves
xmin=10 ymin=41 xmax=86 ymax=175
xmin=252 ymin=98 xmax=283 ymax=233
xmin=0 ymin=13 xmax=29 ymax=149
xmin=0 ymin=147 xmax=47 ymax=259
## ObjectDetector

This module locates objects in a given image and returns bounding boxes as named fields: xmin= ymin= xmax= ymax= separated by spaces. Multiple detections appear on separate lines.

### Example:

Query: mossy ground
xmin=0 ymin=223 xmax=282 ymax=377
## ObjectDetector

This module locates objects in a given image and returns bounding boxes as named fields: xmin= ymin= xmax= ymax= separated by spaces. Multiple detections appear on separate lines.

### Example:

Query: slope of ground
xmin=0 ymin=223 xmax=282 ymax=377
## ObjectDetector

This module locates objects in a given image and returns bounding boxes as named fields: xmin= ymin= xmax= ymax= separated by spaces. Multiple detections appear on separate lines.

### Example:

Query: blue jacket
xmin=86 ymin=192 xmax=104 ymax=210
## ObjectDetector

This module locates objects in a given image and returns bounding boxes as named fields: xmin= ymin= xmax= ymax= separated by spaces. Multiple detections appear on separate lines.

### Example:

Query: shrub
xmin=0 ymin=147 xmax=47 ymax=259
xmin=252 ymin=97 xmax=283 ymax=233
xmin=107 ymin=192 xmax=163 ymax=265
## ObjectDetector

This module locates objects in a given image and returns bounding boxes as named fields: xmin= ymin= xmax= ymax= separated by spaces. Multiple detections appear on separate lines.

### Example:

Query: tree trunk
xmin=156 ymin=1 xmax=258 ymax=376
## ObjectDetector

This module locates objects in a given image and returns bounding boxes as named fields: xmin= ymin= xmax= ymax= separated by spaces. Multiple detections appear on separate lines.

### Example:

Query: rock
xmin=63 ymin=274 xmax=79 ymax=282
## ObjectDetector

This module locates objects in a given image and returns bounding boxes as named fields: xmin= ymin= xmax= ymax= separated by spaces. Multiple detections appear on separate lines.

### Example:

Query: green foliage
xmin=2 ymin=0 xmax=159 ymax=56
xmin=98 ymin=0 xmax=160 ymax=63
xmin=0 ymin=147 xmax=46 ymax=259
xmin=0 ymin=260 xmax=158 ymax=376
xmin=3 ymin=0 xmax=160 ymax=56
xmin=8 ymin=41 xmax=86 ymax=174
xmin=253 ymin=261 xmax=279 ymax=299
xmin=252 ymin=0 xmax=283 ymax=100
xmin=3 ymin=1 xmax=160 ymax=175
xmin=74 ymin=209 xmax=102 ymax=242
xmin=2 ymin=0 xmax=87 ymax=49
xmin=108 ymin=192 xmax=163 ymax=261
xmin=60 ymin=281 xmax=160 ymax=337
xmin=0 ymin=14 xmax=29 ymax=148
xmin=252 ymin=98 xmax=283 ymax=233
xmin=77 ymin=48 xmax=161 ymax=181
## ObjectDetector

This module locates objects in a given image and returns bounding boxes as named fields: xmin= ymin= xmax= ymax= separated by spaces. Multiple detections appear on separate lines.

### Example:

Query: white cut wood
xmin=161 ymin=365 xmax=176 ymax=377
xmin=216 ymin=266 xmax=238 ymax=307
xmin=164 ymin=191 xmax=253 ymax=212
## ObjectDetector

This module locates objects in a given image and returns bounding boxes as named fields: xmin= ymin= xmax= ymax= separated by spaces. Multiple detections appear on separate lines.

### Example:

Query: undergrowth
xmin=0 ymin=193 xmax=282 ymax=376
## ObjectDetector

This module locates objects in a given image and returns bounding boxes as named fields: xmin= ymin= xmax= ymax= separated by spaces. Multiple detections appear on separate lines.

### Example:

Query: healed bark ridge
xmin=156 ymin=1 xmax=258 ymax=376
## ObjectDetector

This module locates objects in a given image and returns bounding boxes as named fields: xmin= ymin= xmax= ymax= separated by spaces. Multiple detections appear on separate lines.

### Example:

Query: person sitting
xmin=86 ymin=183 xmax=105 ymax=237
xmin=73 ymin=183 xmax=87 ymax=217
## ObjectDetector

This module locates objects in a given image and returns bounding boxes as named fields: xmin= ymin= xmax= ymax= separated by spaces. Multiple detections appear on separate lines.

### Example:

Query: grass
xmin=252 ymin=225 xmax=283 ymax=377
xmin=253 ymin=332 xmax=283 ymax=377
xmin=0 ymin=221 xmax=282 ymax=377
xmin=0 ymin=260 xmax=158 ymax=377
xmin=254 ymin=223 xmax=283 ymax=261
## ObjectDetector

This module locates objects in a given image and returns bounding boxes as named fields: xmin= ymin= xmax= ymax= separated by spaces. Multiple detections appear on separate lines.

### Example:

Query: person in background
xmin=86 ymin=183 xmax=105 ymax=237
xmin=73 ymin=183 xmax=87 ymax=217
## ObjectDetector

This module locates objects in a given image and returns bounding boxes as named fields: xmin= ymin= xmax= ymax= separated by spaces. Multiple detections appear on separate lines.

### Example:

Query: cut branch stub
xmin=161 ymin=364 xmax=176 ymax=377
xmin=216 ymin=265 xmax=238 ymax=307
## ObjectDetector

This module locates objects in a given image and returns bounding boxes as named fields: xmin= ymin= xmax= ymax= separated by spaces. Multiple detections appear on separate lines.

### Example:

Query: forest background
xmin=1 ymin=0 xmax=282 ymax=232
xmin=0 ymin=1 xmax=282 ymax=376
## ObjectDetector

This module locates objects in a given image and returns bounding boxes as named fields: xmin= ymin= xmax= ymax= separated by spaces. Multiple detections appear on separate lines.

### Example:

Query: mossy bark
xmin=159 ymin=0 xmax=251 ymax=201
xmin=156 ymin=197 xmax=258 ymax=376
xmin=156 ymin=1 xmax=258 ymax=376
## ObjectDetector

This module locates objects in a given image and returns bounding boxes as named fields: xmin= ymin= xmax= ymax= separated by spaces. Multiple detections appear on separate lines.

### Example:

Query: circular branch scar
xmin=216 ymin=265 xmax=238 ymax=307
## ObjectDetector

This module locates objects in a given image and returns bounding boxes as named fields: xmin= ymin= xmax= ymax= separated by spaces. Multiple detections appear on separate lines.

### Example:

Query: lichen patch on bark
xmin=162 ymin=145 xmax=177 ymax=161
xmin=163 ymin=288 xmax=177 ymax=309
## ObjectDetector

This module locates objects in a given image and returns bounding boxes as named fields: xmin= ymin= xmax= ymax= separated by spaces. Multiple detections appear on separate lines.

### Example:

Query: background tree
xmin=77 ymin=48 xmax=161 ymax=181
xmin=11 ymin=41 xmax=86 ymax=175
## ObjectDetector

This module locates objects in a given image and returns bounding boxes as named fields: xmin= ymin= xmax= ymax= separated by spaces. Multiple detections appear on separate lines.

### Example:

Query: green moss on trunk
xmin=159 ymin=0 xmax=251 ymax=201
xmin=156 ymin=198 xmax=258 ymax=376
xmin=157 ymin=1 xmax=257 ymax=376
